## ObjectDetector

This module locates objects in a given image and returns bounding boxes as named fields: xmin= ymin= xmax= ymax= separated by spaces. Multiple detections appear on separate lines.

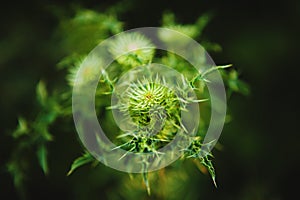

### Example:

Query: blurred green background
xmin=1 ymin=0 xmax=299 ymax=199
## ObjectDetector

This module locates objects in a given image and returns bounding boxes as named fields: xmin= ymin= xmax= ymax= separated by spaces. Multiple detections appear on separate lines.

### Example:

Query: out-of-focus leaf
xmin=13 ymin=117 xmax=29 ymax=138
xmin=195 ymin=12 xmax=213 ymax=34
xmin=41 ymin=129 xmax=53 ymax=141
xmin=7 ymin=162 xmax=22 ymax=188
xmin=37 ymin=144 xmax=49 ymax=175
xmin=102 ymin=15 xmax=123 ymax=34
xmin=230 ymin=79 xmax=250 ymax=95
xmin=59 ymin=10 xmax=123 ymax=55
xmin=67 ymin=152 xmax=95 ymax=176
xmin=7 ymin=160 xmax=27 ymax=194
xmin=56 ymin=53 xmax=85 ymax=70
xmin=202 ymin=41 xmax=222 ymax=52
xmin=33 ymin=122 xmax=53 ymax=141
xmin=161 ymin=12 xmax=213 ymax=39
xmin=162 ymin=12 xmax=175 ymax=25
xmin=42 ymin=110 xmax=58 ymax=124
xmin=36 ymin=81 xmax=48 ymax=106
xmin=228 ymin=70 xmax=250 ymax=95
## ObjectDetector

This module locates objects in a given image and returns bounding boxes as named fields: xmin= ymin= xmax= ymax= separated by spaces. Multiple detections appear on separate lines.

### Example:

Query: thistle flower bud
xmin=109 ymin=32 xmax=155 ymax=67
xmin=120 ymin=77 xmax=181 ymax=138
xmin=67 ymin=55 xmax=103 ymax=87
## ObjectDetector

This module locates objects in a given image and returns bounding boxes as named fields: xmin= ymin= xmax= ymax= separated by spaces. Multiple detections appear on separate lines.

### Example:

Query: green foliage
xmin=199 ymin=156 xmax=217 ymax=187
xmin=67 ymin=151 xmax=95 ymax=176
xmin=36 ymin=144 xmax=49 ymax=175
xmin=12 ymin=117 xmax=29 ymax=139
xmin=59 ymin=9 xmax=123 ymax=55
xmin=162 ymin=12 xmax=212 ymax=39
xmin=7 ymin=4 xmax=249 ymax=199
xmin=7 ymin=81 xmax=61 ymax=194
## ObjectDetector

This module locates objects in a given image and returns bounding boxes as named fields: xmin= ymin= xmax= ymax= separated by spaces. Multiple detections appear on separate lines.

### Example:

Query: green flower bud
xmin=118 ymin=77 xmax=181 ymax=140
xmin=109 ymin=32 xmax=155 ymax=67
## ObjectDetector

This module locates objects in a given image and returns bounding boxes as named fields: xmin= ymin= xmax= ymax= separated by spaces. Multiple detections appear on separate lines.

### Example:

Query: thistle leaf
xmin=199 ymin=155 xmax=217 ymax=187
xmin=12 ymin=117 xmax=29 ymax=138
xmin=37 ymin=144 xmax=49 ymax=175
xmin=67 ymin=152 xmax=95 ymax=176
xmin=142 ymin=172 xmax=151 ymax=195
xmin=36 ymin=81 xmax=48 ymax=106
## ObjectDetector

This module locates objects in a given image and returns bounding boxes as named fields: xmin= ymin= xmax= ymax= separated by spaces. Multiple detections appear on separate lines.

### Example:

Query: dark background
xmin=1 ymin=0 xmax=299 ymax=199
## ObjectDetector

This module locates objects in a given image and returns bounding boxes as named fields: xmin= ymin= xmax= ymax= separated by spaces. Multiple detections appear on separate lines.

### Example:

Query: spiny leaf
xmin=67 ymin=152 xmax=95 ymax=176
xmin=142 ymin=172 xmax=151 ymax=195
xmin=37 ymin=144 xmax=49 ymax=175
xmin=190 ymin=64 xmax=232 ymax=87
xmin=201 ymin=64 xmax=232 ymax=78
xmin=199 ymin=155 xmax=217 ymax=187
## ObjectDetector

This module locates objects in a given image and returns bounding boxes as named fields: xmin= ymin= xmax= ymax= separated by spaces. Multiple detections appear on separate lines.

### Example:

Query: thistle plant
xmin=7 ymin=6 xmax=249 ymax=199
